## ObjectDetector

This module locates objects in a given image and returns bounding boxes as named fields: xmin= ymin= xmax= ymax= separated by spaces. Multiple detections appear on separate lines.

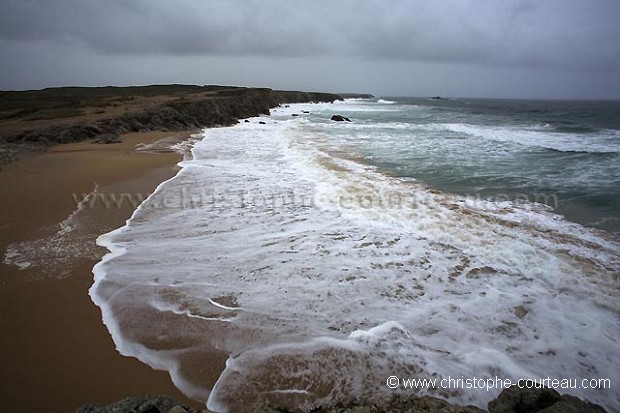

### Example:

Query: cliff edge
xmin=0 ymin=84 xmax=342 ymax=166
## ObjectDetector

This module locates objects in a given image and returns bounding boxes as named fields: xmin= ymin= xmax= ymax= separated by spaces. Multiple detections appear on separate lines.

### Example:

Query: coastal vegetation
xmin=0 ymin=85 xmax=342 ymax=166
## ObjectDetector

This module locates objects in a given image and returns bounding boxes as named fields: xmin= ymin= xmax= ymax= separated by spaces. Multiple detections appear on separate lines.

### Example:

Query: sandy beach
xmin=0 ymin=85 xmax=343 ymax=413
xmin=0 ymin=132 xmax=205 ymax=412
xmin=1 ymin=94 xmax=616 ymax=413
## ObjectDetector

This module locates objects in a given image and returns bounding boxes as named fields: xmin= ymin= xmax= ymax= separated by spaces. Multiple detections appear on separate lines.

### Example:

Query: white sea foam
xmin=426 ymin=123 xmax=620 ymax=153
xmin=3 ymin=184 xmax=102 ymax=277
xmin=3 ymin=248 xmax=32 ymax=270
xmin=58 ymin=184 xmax=100 ymax=235
xmin=2 ymin=134 xmax=195 ymax=278
xmin=91 ymin=102 xmax=620 ymax=412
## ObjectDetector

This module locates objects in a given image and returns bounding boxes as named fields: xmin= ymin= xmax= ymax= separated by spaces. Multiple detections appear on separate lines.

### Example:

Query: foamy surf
xmin=91 ymin=101 xmax=620 ymax=412
xmin=3 ymin=184 xmax=102 ymax=276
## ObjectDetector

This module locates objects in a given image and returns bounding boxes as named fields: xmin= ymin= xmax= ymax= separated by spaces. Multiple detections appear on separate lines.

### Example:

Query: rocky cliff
xmin=0 ymin=85 xmax=343 ymax=166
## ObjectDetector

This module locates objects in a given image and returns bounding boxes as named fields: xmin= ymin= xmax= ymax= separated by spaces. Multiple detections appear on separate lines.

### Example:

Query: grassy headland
xmin=0 ymin=84 xmax=342 ymax=166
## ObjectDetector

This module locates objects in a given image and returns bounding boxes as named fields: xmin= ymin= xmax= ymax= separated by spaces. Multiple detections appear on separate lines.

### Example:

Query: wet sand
xmin=0 ymin=132 xmax=209 ymax=412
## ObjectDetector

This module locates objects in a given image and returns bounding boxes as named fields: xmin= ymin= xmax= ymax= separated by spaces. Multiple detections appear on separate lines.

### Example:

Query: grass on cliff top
xmin=0 ymin=84 xmax=247 ymax=121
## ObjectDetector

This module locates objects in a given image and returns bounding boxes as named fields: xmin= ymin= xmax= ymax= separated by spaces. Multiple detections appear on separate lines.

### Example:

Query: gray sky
xmin=1 ymin=0 xmax=619 ymax=99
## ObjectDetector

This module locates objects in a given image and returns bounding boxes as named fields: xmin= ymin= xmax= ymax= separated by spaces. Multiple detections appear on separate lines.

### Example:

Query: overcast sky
xmin=1 ymin=0 xmax=619 ymax=99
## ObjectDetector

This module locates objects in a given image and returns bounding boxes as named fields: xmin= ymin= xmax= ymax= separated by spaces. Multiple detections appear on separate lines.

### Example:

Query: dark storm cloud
xmin=2 ymin=0 xmax=619 ymax=69
xmin=0 ymin=0 xmax=338 ymax=56
xmin=1 ymin=0 xmax=619 ymax=98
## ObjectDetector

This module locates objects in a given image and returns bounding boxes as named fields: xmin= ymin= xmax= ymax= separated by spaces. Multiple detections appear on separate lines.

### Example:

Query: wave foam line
xmin=89 ymin=134 xmax=212 ymax=401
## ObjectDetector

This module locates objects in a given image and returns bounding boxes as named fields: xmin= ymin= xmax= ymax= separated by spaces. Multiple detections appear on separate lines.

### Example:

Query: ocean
xmin=91 ymin=98 xmax=620 ymax=412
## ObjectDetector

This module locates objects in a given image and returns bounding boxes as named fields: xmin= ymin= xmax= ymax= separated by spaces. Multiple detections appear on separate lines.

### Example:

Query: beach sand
xmin=0 ymin=132 xmax=210 ymax=412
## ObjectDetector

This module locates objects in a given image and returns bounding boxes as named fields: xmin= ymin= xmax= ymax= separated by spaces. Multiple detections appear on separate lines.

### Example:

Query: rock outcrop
xmin=75 ymin=385 xmax=608 ymax=413
xmin=331 ymin=114 xmax=351 ymax=122
xmin=92 ymin=133 xmax=122 ymax=144
xmin=77 ymin=395 xmax=211 ymax=413
xmin=0 ymin=85 xmax=343 ymax=166
xmin=487 ymin=383 xmax=606 ymax=413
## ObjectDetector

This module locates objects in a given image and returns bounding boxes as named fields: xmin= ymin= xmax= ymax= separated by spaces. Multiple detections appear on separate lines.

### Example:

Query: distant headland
xmin=0 ymin=84 xmax=345 ymax=166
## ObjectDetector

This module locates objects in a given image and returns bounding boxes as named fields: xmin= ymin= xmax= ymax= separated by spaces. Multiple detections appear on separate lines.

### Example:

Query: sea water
xmin=91 ymin=98 xmax=620 ymax=412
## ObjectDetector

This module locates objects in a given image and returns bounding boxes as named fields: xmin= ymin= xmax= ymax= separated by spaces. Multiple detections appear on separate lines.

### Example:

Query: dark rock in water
xmin=92 ymin=133 xmax=122 ymax=144
xmin=292 ymin=114 xmax=299 ymax=117
xmin=431 ymin=96 xmax=442 ymax=100
xmin=244 ymin=119 xmax=250 ymax=123
xmin=259 ymin=121 xmax=266 ymax=125
xmin=302 ymin=110 xmax=310 ymax=114
xmin=331 ymin=114 xmax=351 ymax=122
xmin=488 ymin=382 xmax=607 ymax=413
xmin=514 ymin=305 xmax=528 ymax=319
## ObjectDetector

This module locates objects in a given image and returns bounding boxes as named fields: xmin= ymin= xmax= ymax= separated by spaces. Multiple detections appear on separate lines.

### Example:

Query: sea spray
xmin=91 ymin=100 xmax=620 ymax=412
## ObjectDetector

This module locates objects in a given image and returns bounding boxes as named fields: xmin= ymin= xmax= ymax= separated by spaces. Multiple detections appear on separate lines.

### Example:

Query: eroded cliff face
xmin=0 ymin=86 xmax=343 ymax=165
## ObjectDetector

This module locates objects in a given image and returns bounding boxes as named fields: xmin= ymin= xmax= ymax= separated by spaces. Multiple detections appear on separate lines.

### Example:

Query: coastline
xmin=0 ymin=85 xmax=344 ymax=412
xmin=0 ymin=131 xmax=204 ymax=412
xmin=1 ymin=89 xmax=614 ymax=412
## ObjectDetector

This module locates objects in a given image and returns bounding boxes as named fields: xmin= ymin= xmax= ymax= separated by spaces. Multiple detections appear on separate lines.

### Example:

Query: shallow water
xmin=91 ymin=100 xmax=620 ymax=412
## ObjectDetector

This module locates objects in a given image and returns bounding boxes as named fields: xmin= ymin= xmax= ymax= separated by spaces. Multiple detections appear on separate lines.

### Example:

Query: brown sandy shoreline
xmin=0 ymin=132 xmax=207 ymax=412
xmin=1 ymin=88 xmax=609 ymax=413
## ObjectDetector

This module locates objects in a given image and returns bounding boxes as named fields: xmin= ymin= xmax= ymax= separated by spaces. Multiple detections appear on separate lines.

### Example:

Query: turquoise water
xmin=310 ymin=98 xmax=620 ymax=234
